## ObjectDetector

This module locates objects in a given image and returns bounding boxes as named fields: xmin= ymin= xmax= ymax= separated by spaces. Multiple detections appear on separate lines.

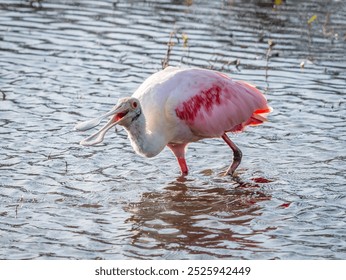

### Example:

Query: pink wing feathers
xmin=173 ymin=69 xmax=271 ymax=137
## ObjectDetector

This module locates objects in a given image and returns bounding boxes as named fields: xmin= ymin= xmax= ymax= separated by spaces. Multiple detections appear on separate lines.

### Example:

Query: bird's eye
xmin=132 ymin=101 xmax=137 ymax=108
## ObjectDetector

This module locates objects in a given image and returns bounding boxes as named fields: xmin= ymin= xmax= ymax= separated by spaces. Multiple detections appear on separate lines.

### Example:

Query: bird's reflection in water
xmin=124 ymin=174 xmax=274 ymax=259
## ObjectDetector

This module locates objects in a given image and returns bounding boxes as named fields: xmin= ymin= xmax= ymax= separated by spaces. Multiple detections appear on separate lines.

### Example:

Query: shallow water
xmin=0 ymin=0 xmax=346 ymax=259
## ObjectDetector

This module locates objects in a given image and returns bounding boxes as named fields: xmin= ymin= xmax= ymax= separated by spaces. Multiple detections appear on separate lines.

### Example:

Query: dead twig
xmin=15 ymin=196 xmax=24 ymax=218
xmin=265 ymin=39 xmax=275 ymax=85
xmin=161 ymin=32 xmax=175 ymax=70
xmin=322 ymin=13 xmax=336 ymax=38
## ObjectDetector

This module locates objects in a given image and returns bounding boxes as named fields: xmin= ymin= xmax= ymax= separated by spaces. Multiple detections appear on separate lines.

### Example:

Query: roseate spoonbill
xmin=75 ymin=67 xmax=271 ymax=176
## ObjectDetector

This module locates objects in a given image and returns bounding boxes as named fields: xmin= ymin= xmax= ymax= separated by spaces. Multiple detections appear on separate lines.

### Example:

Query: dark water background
xmin=0 ymin=0 xmax=345 ymax=259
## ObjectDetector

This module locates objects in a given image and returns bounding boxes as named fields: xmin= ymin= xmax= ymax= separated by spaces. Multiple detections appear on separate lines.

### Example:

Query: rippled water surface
xmin=1 ymin=0 xmax=346 ymax=259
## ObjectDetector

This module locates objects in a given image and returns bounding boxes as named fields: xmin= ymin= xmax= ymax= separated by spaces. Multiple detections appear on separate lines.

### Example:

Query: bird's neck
xmin=124 ymin=113 xmax=166 ymax=158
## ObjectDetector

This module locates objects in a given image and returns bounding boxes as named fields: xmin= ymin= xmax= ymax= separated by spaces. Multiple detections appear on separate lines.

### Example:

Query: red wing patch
xmin=175 ymin=84 xmax=222 ymax=122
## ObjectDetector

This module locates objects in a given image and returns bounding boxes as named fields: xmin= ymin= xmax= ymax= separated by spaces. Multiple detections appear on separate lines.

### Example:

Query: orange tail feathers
xmin=229 ymin=107 xmax=272 ymax=133
xmin=247 ymin=107 xmax=273 ymax=126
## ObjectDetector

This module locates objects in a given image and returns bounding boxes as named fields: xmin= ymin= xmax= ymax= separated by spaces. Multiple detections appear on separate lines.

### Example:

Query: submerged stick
xmin=1 ymin=90 xmax=6 ymax=100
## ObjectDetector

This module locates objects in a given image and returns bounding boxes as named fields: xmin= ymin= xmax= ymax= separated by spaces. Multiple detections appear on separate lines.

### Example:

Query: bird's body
xmin=76 ymin=66 xmax=271 ymax=176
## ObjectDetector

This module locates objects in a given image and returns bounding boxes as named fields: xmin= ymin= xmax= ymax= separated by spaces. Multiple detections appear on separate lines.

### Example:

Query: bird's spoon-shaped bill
xmin=74 ymin=107 xmax=118 ymax=131
xmin=79 ymin=116 xmax=121 ymax=146
xmin=75 ymin=106 xmax=122 ymax=146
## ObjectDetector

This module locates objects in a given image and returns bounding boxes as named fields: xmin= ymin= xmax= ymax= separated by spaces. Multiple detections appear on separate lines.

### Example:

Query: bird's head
xmin=75 ymin=97 xmax=141 ymax=146
xmin=113 ymin=97 xmax=142 ymax=127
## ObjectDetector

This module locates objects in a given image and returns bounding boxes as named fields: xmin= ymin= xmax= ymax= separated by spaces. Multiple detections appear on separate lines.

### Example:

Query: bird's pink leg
xmin=167 ymin=143 xmax=188 ymax=176
xmin=177 ymin=157 xmax=188 ymax=176
xmin=221 ymin=133 xmax=242 ymax=176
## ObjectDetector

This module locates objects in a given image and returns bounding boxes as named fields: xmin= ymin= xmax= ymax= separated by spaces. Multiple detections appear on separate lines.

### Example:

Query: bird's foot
xmin=224 ymin=164 xmax=242 ymax=178
xmin=224 ymin=170 xmax=241 ymax=183
xmin=224 ymin=170 xmax=236 ymax=177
